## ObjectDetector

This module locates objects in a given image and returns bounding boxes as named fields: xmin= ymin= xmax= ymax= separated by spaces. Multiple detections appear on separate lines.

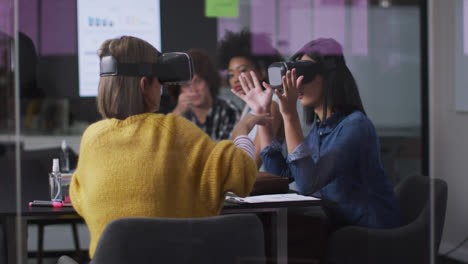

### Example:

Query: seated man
xmin=168 ymin=48 xmax=241 ymax=141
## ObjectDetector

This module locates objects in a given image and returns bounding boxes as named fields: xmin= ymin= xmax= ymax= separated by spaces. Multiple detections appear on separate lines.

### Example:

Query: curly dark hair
xmin=217 ymin=29 xmax=283 ymax=82
xmin=166 ymin=48 xmax=221 ymax=103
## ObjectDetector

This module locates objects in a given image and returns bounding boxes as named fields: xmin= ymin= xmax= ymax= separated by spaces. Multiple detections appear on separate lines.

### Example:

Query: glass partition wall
xmin=1 ymin=0 xmax=23 ymax=263
xmin=430 ymin=1 xmax=468 ymax=263
xmin=217 ymin=3 xmax=429 ymax=262
xmin=1 ymin=0 xmax=86 ymax=263
xmin=2 ymin=0 xmax=435 ymax=263
xmin=218 ymin=0 xmax=424 ymax=187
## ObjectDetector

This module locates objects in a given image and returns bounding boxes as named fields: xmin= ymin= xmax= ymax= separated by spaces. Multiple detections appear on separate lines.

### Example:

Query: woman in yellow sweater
xmin=70 ymin=36 xmax=266 ymax=258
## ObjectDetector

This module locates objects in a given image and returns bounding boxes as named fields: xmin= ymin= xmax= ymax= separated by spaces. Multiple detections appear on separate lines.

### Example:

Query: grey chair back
xmin=90 ymin=214 xmax=265 ymax=264
xmin=395 ymin=175 xmax=448 ymax=251
xmin=327 ymin=175 xmax=448 ymax=264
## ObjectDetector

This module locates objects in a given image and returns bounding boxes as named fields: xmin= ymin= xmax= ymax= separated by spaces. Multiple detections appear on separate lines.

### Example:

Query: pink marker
xmin=29 ymin=200 xmax=63 ymax=207
xmin=52 ymin=201 xmax=63 ymax=208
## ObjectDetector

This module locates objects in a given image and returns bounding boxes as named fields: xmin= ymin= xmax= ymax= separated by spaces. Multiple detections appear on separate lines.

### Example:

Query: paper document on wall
xmin=225 ymin=193 xmax=320 ymax=204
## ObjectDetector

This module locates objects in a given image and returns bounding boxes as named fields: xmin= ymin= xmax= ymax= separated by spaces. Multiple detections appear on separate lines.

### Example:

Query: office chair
xmin=326 ymin=175 xmax=448 ymax=264
xmin=58 ymin=214 xmax=265 ymax=264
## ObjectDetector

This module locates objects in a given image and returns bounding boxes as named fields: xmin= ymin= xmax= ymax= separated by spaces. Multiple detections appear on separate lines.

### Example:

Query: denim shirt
xmin=260 ymin=110 xmax=401 ymax=228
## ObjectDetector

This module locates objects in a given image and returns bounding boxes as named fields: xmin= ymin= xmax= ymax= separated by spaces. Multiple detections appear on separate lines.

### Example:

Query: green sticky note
xmin=205 ymin=0 xmax=238 ymax=18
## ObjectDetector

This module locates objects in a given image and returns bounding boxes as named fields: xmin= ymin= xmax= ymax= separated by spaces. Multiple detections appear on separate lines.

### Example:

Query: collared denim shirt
xmin=261 ymin=110 xmax=401 ymax=228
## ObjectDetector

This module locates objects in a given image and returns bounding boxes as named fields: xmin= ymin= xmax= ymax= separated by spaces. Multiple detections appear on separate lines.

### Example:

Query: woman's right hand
xmin=172 ymin=90 xmax=193 ymax=116
xmin=231 ymin=113 xmax=273 ymax=139
xmin=231 ymin=71 xmax=273 ymax=115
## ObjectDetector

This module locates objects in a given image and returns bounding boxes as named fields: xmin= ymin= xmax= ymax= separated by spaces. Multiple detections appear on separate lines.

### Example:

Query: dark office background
xmin=18 ymin=0 xmax=217 ymax=124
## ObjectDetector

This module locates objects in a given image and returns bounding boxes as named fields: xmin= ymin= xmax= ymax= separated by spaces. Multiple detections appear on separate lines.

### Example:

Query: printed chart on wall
xmin=77 ymin=0 xmax=161 ymax=97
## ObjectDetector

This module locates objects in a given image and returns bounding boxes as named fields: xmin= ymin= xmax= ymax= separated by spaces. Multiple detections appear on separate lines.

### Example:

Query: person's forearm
xmin=254 ymin=100 xmax=275 ymax=151
xmin=261 ymin=147 xmax=291 ymax=178
xmin=253 ymin=135 xmax=263 ymax=168
xmin=257 ymin=123 xmax=274 ymax=151
xmin=270 ymin=102 xmax=284 ymax=142
xmin=172 ymin=106 xmax=185 ymax=116
xmin=233 ymin=135 xmax=255 ymax=160
xmin=283 ymin=112 xmax=304 ymax=154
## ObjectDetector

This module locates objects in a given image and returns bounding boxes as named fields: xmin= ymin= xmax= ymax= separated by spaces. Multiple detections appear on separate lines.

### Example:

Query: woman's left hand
xmin=275 ymin=69 xmax=304 ymax=118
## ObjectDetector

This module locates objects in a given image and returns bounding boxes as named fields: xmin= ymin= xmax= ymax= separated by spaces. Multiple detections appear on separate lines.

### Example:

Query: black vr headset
xmin=268 ymin=60 xmax=322 ymax=89
xmin=100 ymin=52 xmax=193 ymax=84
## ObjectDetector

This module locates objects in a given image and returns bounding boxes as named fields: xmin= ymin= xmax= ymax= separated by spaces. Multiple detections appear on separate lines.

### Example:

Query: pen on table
xmin=29 ymin=200 xmax=63 ymax=208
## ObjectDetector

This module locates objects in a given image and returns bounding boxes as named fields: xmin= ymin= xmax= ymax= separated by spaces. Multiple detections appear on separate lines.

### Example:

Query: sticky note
xmin=205 ymin=0 xmax=238 ymax=18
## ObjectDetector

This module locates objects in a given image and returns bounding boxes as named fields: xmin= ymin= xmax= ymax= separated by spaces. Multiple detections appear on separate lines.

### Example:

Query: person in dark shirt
xmin=233 ymin=37 xmax=402 ymax=262
xmin=167 ymin=48 xmax=240 ymax=141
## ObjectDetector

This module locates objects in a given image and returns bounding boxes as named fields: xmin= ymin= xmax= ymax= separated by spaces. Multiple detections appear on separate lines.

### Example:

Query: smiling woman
xmin=228 ymin=56 xmax=266 ymax=93
xmin=217 ymin=30 xmax=286 ymax=169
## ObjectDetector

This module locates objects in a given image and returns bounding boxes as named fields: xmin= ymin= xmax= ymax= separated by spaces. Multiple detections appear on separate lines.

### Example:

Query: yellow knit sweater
xmin=70 ymin=113 xmax=257 ymax=258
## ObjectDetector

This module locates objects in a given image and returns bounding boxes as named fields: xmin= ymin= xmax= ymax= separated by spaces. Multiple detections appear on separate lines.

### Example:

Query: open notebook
xmin=226 ymin=193 xmax=320 ymax=204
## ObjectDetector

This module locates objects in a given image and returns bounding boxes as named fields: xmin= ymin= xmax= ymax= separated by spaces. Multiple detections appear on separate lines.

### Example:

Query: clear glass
xmin=48 ymin=171 xmax=62 ymax=202
xmin=1 ymin=0 xmax=23 ymax=262
xmin=217 ymin=0 xmax=426 ymax=263
xmin=5 ymin=0 xmax=431 ymax=263
xmin=218 ymin=0 xmax=423 ymax=187
xmin=432 ymin=0 xmax=468 ymax=263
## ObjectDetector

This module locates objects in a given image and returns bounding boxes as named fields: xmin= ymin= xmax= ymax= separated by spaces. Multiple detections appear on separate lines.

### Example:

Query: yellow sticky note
xmin=205 ymin=0 xmax=239 ymax=18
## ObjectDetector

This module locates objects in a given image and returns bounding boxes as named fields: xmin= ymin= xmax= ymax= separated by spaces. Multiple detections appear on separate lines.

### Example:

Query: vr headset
xmin=100 ymin=52 xmax=193 ymax=84
xmin=268 ymin=60 xmax=322 ymax=89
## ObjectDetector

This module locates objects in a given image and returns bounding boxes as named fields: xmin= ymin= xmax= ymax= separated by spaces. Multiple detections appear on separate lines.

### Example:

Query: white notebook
xmin=225 ymin=193 xmax=320 ymax=204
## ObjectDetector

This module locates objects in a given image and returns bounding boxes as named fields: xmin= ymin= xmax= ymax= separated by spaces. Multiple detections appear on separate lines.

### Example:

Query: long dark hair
xmin=291 ymin=38 xmax=366 ymax=125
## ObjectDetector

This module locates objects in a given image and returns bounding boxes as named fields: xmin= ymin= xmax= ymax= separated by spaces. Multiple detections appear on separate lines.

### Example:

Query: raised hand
xmin=231 ymin=71 xmax=273 ymax=114
xmin=275 ymin=69 xmax=304 ymax=117
xmin=172 ymin=87 xmax=193 ymax=116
